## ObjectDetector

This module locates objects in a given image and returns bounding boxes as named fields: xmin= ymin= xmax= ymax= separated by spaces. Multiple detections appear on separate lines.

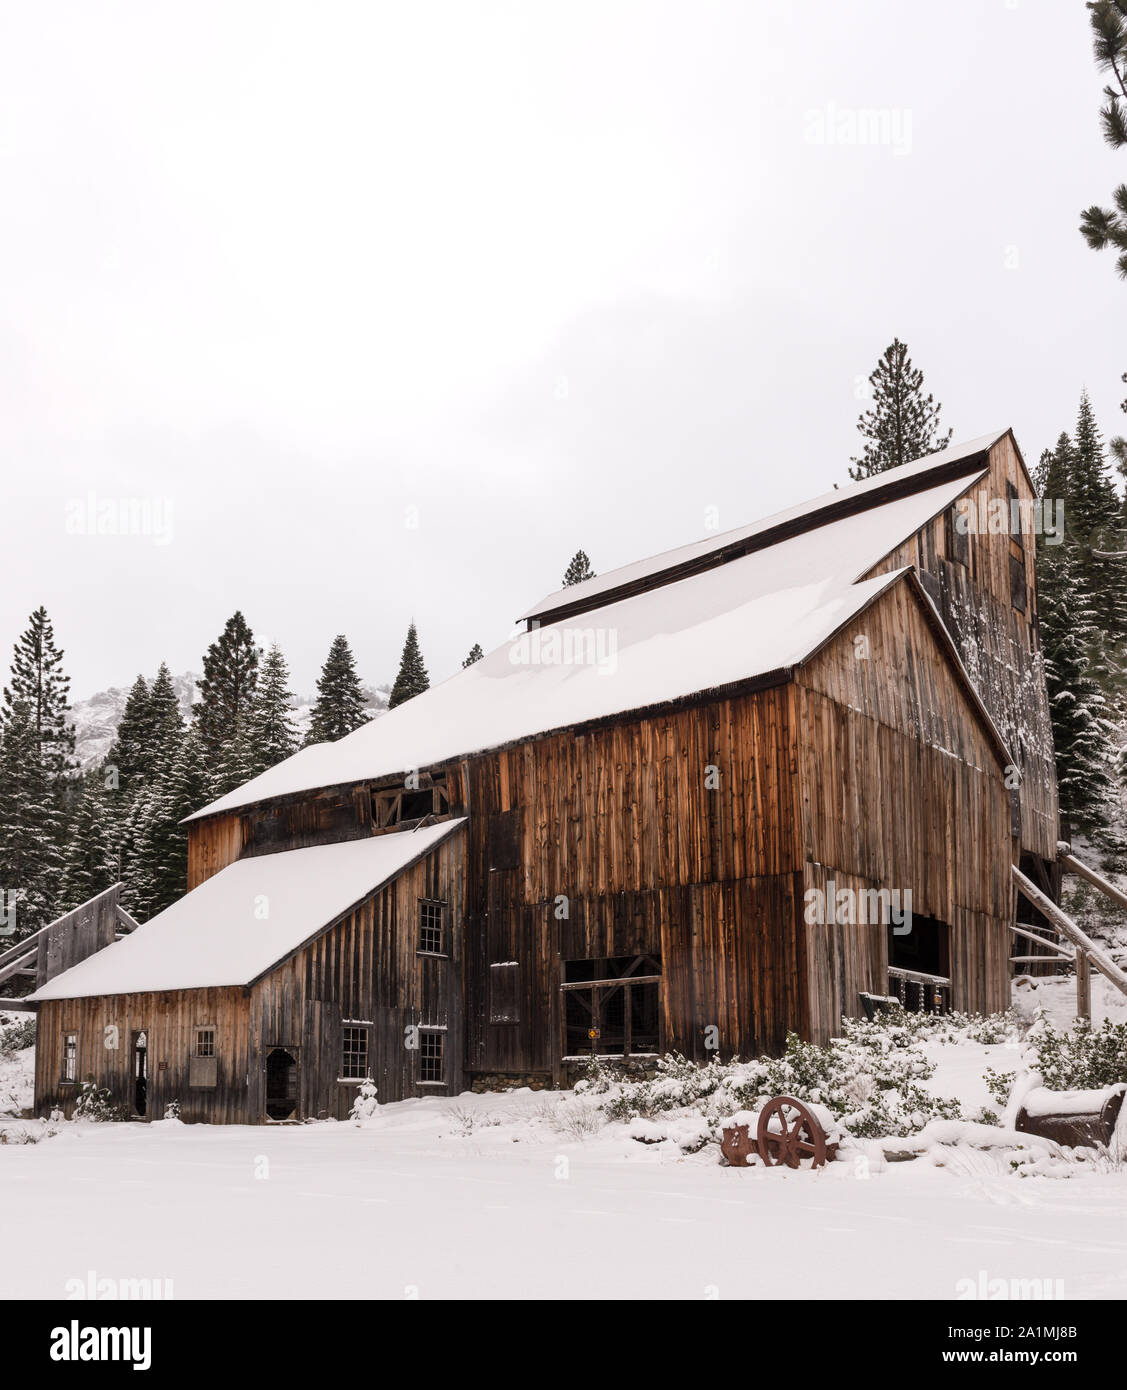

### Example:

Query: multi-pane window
xmin=342 ymin=1026 xmax=369 ymax=1080
xmin=195 ymin=1027 xmax=216 ymax=1058
xmin=419 ymin=1029 xmax=444 ymax=1084
xmin=62 ymin=1032 xmax=77 ymax=1082
xmin=418 ymin=900 xmax=445 ymax=955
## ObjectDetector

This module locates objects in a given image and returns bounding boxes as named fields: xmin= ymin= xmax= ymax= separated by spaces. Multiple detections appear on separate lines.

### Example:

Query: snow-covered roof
xmin=186 ymin=469 xmax=989 ymax=822
xmin=528 ymin=425 xmax=1011 ymax=622
xmin=518 ymin=430 xmax=1009 ymax=623
xmin=30 ymin=819 xmax=465 ymax=1001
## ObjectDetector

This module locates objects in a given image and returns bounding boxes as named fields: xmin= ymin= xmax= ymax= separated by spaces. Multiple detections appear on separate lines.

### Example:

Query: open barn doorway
xmin=562 ymin=955 xmax=662 ymax=1061
xmin=265 ymin=1048 xmax=298 ymax=1121
xmin=887 ymin=914 xmax=951 ymax=1012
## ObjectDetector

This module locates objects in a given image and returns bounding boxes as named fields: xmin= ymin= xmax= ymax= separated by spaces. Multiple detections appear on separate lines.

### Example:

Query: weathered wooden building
xmin=31 ymin=428 xmax=1058 ymax=1121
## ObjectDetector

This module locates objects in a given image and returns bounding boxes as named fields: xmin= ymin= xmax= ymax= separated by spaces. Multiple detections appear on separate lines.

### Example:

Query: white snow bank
xmin=1021 ymin=1083 xmax=1126 ymax=1117
xmin=30 ymin=819 xmax=465 ymax=1000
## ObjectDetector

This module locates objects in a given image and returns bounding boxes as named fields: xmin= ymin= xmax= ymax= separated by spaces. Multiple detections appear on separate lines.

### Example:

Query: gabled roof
xmin=519 ymin=429 xmax=1011 ymax=626
xmin=30 ymin=819 xmax=466 ymax=1001
xmin=186 ymin=467 xmax=995 ymax=823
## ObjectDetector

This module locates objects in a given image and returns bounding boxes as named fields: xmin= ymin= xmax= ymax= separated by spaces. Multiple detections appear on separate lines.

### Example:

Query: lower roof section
xmin=30 ymin=818 xmax=466 ymax=1001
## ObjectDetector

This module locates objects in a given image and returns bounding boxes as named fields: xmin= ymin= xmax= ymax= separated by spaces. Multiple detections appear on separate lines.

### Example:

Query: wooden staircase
xmin=1011 ymin=844 xmax=1127 ymax=1019
xmin=0 ymin=884 xmax=138 ymax=1009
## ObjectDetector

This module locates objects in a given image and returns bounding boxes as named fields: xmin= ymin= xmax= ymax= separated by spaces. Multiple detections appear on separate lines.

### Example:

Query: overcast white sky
xmin=1 ymin=0 xmax=1123 ymax=698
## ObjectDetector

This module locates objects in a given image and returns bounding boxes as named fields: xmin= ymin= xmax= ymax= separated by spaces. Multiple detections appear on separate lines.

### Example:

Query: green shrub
xmin=1026 ymin=1017 xmax=1127 ymax=1091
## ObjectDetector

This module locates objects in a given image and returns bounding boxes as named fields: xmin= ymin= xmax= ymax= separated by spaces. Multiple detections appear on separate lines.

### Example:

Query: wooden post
xmin=1076 ymin=950 xmax=1091 ymax=1023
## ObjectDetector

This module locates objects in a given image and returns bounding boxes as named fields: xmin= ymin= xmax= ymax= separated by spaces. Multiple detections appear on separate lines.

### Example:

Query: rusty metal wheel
xmin=756 ymin=1095 xmax=828 ymax=1169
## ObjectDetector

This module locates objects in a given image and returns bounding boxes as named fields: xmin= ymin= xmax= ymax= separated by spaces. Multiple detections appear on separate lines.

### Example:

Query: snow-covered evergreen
xmin=388 ymin=623 xmax=429 ymax=709
xmin=305 ymin=635 xmax=368 ymax=744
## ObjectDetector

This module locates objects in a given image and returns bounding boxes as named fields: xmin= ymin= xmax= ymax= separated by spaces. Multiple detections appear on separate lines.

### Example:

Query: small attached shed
xmin=30 ymin=820 xmax=466 ymax=1122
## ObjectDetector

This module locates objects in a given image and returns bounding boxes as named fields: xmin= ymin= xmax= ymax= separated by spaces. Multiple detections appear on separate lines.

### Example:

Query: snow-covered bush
xmin=0 ymin=1015 xmax=36 ymax=1056
xmin=1025 ymin=1016 xmax=1127 ymax=1090
xmin=349 ymin=1077 xmax=379 ymax=1124
xmin=73 ymin=1078 xmax=129 ymax=1122
xmin=601 ymin=1009 xmax=989 ymax=1139
xmin=163 ymin=1099 xmax=181 ymax=1121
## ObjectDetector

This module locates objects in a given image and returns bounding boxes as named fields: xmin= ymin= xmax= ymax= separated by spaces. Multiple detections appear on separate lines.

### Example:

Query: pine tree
xmin=462 ymin=643 xmax=485 ymax=668
xmin=61 ymin=785 xmax=116 ymax=910
xmin=848 ymin=338 xmax=953 ymax=480
xmin=247 ymin=643 xmax=300 ymax=771
xmin=106 ymin=675 xmax=155 ymax=787
xmin=118 ymin=788 xmax=161 ymax=921
xmin=562 ymin=551 xmax=596 ymax=587
xmin=388 ymin=623 xmax=430 ymax=709
xmin=1070 ymin=390 xmax=1120 ymax=539
xmin=1079 ymin=1 xmax=1127 ymax=278
xmin=0 ymin=698 xmax=66 ymax=937
xmin=193 ymin=612 xmax=259 ymax=754
xmin=1 ymin=606 xmax=75 ymax=779
xmin=306 ymin=636 xmax=368 ymax=744
xmin=1039 ymin=540 xmax=1115 ymax=830
xmin=148 ymin=662 xmax=186 ymax=772
xmin=209 ymin=713 xmax=260 ymax=801
xmin=148 ymin=730 xmax=213 ymax=911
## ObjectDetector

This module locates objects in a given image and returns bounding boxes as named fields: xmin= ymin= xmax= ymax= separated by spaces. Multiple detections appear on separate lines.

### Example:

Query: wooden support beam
xmin=1012 ymin=865 xmax=1127 ymax=997
xmin=1076 ymin=950 xmax=1091 ymax=1022
xmin=1008 ymin=921 xmax=1071 ymax=954
xmin=1058 ymin=846 xmax=1127 ymax=914
xmin=1010 ymin=954 xmax=1072 ymax=964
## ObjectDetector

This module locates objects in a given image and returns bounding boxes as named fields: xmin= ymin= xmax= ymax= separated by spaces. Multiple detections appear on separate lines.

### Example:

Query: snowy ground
xmin=1 ymin=979 xmax=1125 ymax=1301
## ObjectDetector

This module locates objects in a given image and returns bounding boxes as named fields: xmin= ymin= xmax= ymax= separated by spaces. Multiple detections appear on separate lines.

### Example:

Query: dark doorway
xmin=131 ymin=1031 xmax=148 ymax=1117
xmin=562 ymin=956 xmax=661 ymax=1058
xmin=887 ymin=914 xmax=951 ymax=1012
xmin=265 ymin=1048 xmax=298 ymax=1121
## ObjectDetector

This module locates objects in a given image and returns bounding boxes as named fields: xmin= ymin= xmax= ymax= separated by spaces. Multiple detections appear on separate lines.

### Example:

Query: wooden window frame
xmin=418 ymin=1028 xmax=445 ymax=1085
xmin=372 ymin=775 xmax=450 ymax=831
xmin=417 ymin=899 xmax=447 ymax=957
xmin=61 ymin=1031 xmax=77 ymax=1083
xmin=195 ymin=1026 xmax=216 ymax=1059
xmin=340 ymin=1024 xmax=370 ymax=1082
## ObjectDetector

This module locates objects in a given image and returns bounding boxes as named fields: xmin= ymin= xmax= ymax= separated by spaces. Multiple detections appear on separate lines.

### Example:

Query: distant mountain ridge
xmin=69 ymin=671 xmax=388 ymax=771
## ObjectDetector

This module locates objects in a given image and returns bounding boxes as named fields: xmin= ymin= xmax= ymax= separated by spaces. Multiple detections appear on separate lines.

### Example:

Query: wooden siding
xmin=795 ymin=584 xmax=1015 ymax=1041
xmin=456 ymin=682 xmax=809 ymax=1074
xmin=35 ymin=987 xmax=250 ymax=1123
xmin=250 ymin=830 xmax=466 ymax=1118
xmin=36 ymin=835 xmax=464 ymax=1123
xmin=186 ymin=811 xmax=247 ymax=890
xmin=862 ymin=432 xmax=1058 ymax=862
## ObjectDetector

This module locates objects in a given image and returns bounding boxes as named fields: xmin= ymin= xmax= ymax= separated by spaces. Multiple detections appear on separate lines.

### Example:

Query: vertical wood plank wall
xmin=456 ymin=683 xmax=808 ymax=1072
xmin=35 ymin=836 xmax=463 ymax=1123
xmin=795 ymin=586 xmax=1015 ymax=1041
xmin=251 ymin=832 xmax=465 ymax=1117
xmin=35 ymin=987 xmax=250 ymax=1122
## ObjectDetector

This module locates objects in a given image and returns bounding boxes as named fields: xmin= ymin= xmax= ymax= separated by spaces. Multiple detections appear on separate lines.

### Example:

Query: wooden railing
xmin=0 ymin=884 xmax=129 ymax=1004
xmin=887 ymin=966 xmax=951 ymax=1014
